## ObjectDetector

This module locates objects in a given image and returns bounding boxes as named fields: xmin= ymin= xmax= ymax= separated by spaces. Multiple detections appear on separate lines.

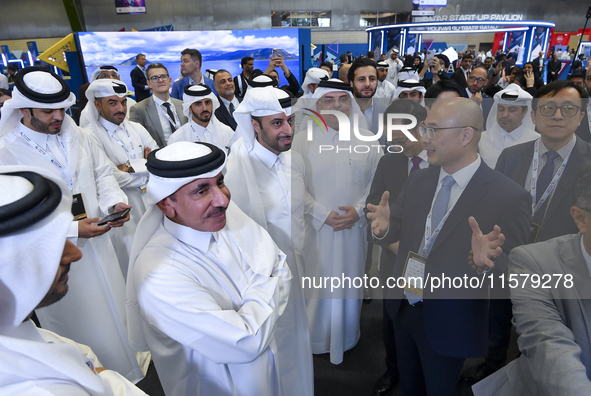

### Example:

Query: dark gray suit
xmin=214 ymin=95 xmax=240 ymax=131
xmin=473 ymin=233 xmax=591 ymax=395
xmin=129 ymin=97 xmax=187 ymax=147
xmin=495 ymin=137 xmax=591 ymax=241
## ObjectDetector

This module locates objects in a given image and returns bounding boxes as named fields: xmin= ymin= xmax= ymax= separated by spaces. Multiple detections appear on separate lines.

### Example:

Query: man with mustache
xmin=225 ymin=86 xmax=314 ymax=395
xmin=84 ymin=79 xmax=159 ymax=277
xmin=0 ymin=166 xmax=147 ymax=395
xmin=0 ymin=67 xmax=144 ymax=383
xmin=127 ymin=141 xmax=295 ymax=396
xmin=168 ymin=84 xmax=234 ymax=152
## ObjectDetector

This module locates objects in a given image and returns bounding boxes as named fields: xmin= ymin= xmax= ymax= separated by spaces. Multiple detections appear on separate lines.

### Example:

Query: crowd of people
xmin=0 ymin=43 xmax=591 ymax=396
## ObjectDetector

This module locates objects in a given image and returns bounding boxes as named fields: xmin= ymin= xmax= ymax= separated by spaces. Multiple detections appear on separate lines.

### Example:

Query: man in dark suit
xmin=531 ymin=51 xmax=546 ymax=79
xmin=129 ymin=63 xmax=187 ymax=147
xmin=547 ymin=53 xmax=562 ymax=83
xmin=367 ymin=97 xmax=531 ymax=395
xmin=213 ymin=69 xmax=241 ymax=131
xmin=130 ymin=54 xmax=150 ymax=102
xmin=451 ymin=54 xmax=474 ymax=90
xmin=469 ymin=79 xmax=591 ymax=384
xmin=366 ymin=100 xmax=429 ymax=396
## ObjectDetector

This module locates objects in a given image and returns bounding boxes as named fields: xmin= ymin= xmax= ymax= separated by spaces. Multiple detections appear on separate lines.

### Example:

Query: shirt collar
xmin=252 ymin=139 xmax=280 ymax=169
xmin=438 ymin=154 xmax=481 ymax=189
xmin=153 ymin=95 xmax=171 ymax=107
xmin=188 ymin=75 xmax=204 ymax=86
xmin=538 ymin=134 xmax=576 ymax=160
xmin=18 ymin=121 xmax=49 ymax=147
xmin=502 ymin=123 xmax=528 ymax=141
xmin=99 ymin=116 xmax=123 ymax=134
xmin=417 ymin=149 xmax=428 ymax=162
xmin=163 ymin=216 xmax=217 ymax=253
xmin=190 ymin=118 xmax=211 ymax=133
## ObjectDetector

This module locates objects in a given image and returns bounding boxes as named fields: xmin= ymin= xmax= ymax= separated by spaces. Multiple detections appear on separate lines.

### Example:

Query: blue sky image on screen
xmin=78 ymin=29 xmax=301 ymax=96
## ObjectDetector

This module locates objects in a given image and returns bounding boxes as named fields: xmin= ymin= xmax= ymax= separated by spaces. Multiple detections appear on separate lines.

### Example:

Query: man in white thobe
xmin=293 ymin=67 xmax=330 ymax=133
xmin=0 ymin=67 xmax=145 ymax=382
xmin=479 ymin=83 xmax=539 ymax=168
xmin=225 ymin=86 xmax=314 ymax=395
xmin=0 ymin=165 xmax=147 ymax=396
xmin=84 ymin=79 xmax=159 ymax=277
xmin=168 ymin=83 xmax=234 ymax=151
xmin=375 ymin=61 xmax=396 ymax=103
xmin=292 ymin=79 xmax=382 ymax=364
xmin=127 ymin=141 xmax=295 ymax=396
xmin=385 ymin=49 xmax=404 ymax=87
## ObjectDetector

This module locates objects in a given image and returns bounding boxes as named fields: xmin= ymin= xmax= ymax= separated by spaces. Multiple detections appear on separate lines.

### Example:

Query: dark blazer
xmin=450 ymin=68 xmax=469 ymax=89
xmin=365 ymin=153 xmax=414 ymax=285
xmin=130 ymin=66 xmax=150 ymax=102
xmin=214 ymin=95 xmax=241 ymax=131
xmin=495 ymin=137 xmax=591 ymax=241
xmin=547 ymin=59 xmax=562 ymax=81
xmin=576 ymin=113 xmax=591 ymax=143
xmin=376 ymin=163 xmax=531 ymax=358
xmin=532 ymin=56 xmax=545 ymax=78
xmin=233 ymin=73 xmax=249 ymax=100
xmin=129 ymin=97 xmax=187 ymax=147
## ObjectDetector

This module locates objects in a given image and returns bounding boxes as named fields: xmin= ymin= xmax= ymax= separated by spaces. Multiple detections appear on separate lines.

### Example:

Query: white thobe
xmin=0 ymin=119 xmax=144 ymax=382
xmin=131 ymin=203 xmax=291 ymax=396
xmin=479 ymin=123 xmax=540 ymax=168
xmin=85 ymin=118 xmax=158 ymax=278
xmin=225 ymin=139 xmax=314 ymax=396
xmin=0 ymin=320 xmax=147 ymax=396
xmin=375 ymin=79 xmax=396 ymax=103
xmin=292 ymin=124 xmax=382 ymax=364
xmin=385 ymin=58 xmax=403 ymax=87
xmin=168 ymin=117 xmax=234 ymax=152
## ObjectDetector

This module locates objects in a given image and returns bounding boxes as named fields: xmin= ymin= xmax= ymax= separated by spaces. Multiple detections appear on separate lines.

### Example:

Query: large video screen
xmin=78 ymin=29 xmax=301 ymax=91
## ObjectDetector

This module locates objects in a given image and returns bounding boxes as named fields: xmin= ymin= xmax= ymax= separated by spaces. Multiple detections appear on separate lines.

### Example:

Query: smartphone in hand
xmin=95 ymin=208 xmax=131 ymax=226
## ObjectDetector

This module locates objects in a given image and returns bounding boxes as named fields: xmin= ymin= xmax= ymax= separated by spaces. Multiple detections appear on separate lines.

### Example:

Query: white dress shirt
xmin=152 ymin=95 xmax=181 ymax=143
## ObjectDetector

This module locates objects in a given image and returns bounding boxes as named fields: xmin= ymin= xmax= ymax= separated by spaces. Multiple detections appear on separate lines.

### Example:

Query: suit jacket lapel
xmin=559 ymin=234 xmax=591 ymax=324
xmin=145 ymin=98 xmax=166 ymax=147
xmin=513 ymin=142 xmax=535 ymax=187
xmin=430 ymin=163 xmax=489 ymax=254
xmin=544 ymin=139 xmax=587 ymax=223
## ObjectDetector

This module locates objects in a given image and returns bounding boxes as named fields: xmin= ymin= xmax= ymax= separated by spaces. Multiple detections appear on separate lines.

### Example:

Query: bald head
xmin=422 ymin=98 xmax=482 ymax=174
xmin=339 ymin=64 xmax=351 ymax=83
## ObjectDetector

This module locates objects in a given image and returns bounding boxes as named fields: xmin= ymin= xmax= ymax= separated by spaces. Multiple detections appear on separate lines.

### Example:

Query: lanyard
xmin=20 ymin=131 xmax=73 ymax=191
xmin=104 ymin=124 xmax=137 ymax=160
xmin=530 ymin=139 xmax=573 ymax=217
xmin=422 ymin=202 xmax=453 ymax=257
xmin=190 ymin=123 xmax=214 ymax=143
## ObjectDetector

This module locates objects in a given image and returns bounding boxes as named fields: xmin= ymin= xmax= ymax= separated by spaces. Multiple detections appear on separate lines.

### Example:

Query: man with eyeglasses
xmin=365 ymin=99 xmax=429 ymax=396
xmin=367 ymin=97 xmax=531 ymax=395
xmin=130 ymin=63 xmax=187 ymax=147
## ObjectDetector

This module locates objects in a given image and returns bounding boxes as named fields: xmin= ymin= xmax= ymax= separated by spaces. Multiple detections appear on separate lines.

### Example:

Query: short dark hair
xmin=320 ymin=61 xmax=332 ymax=70
xmin=532 ymin=80 xmax=589 ymax=111
xmin=435 ymin=54 xmax=450 ymax=69
xmin=7 ymin=64 xmax=17 ymax=72
xmin=462 ymin=54 xmax=472 ymax=61
xmin=569 ymin=72 xmax=586 ymax=80
xmin=241 ymin=56 xmax=254 ymax=67
xmin=348 ymin=57 xmax=377 ymax=83
xmin=367 ymin=51 xmax=375 ymax=59
xmin=146 ymin=63 xmax=169 ymax=77
xmin=181 ymin=48 xmax=202 ymax=65
xmin=383 ymin=98 xmax=428 ymax=128
xmin=574 ymin=161 xmax=591 ymax=211
xmin=485 ymin=56 xmax=493 ymax=62
xmin=214 ymin=69 xmax=232 ymax=83
xmin=471 ymin=65 xmax=489 ymax=75
xmin=339 ymin=54 xmax=347 ymax=63
xmin=0 ymin=88 xmax=11 ymax=97
xmin=135 ymin=54 xmax=145 ymax=60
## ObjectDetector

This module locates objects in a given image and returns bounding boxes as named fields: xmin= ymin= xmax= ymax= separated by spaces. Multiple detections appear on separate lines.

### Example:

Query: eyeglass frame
xmin=467 ymin=76 xmax=486 ymax=84
xmin=536 ymin=104 xmax=582 ymax=117
xmin=418 ymin=124 xmax=479 ymax=139
xmin=148 ymin=74 xmax=170 ymax=83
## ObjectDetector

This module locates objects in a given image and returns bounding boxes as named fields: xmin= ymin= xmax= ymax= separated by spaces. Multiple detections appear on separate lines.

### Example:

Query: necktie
xmin=532 ymin=151 xmax=559 ymax=224
xmin=162 ymin=102 xmax=177 ymax=132
xmin=229 ymin=102 xmax=235 ymax=116
xmin=410 ymin=156 xmax=422 ymax=174
xmin=406 ymin=175 xmax=456 ymax=305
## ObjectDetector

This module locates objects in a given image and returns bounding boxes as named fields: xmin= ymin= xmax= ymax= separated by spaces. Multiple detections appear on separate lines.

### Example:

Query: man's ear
xmin=571 ymin=206 xmax=589 ymax=234
xmin=94 ymin=99 xmax=102 ymax=112
xmin=251 ymin=118 xmax=261 ymax=134
xmin=19 ymin=108 xmax=29 ymax=117
xmin=156 ymin=197 xmax=177 ymax=219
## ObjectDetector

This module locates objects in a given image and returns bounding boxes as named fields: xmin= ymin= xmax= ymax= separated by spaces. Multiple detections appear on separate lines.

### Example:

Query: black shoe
xmin=461 ymin=362 xmax=498 ymax=384
xmin=373 ymin=371 xmax=398 ymax=396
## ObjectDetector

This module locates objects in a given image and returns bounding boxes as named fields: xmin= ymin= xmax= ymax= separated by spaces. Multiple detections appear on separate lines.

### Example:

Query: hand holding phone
xmin=95 ymin=208 xmax=131 ymax=227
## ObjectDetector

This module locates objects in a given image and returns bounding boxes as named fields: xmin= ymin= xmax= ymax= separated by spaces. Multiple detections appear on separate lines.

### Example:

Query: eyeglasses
xmin=149 ymin=74 xmax=170 ymax=82
xmin=418 ymin=125 xmax=477 ymax=139
xmin=467 ymin=77 xmax=486 ymax=84
xmin=318 ymin=96 xmax=351 ymax=106
xmin=537 ymin=104 xmax=581 ymax=117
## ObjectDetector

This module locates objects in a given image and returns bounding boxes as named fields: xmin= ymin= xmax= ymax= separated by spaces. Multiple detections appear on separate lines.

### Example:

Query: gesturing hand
xmin=469 ymin=216 xmax=505 ymax=269
xmin=366 ymin=191 xmax=390 ymax=238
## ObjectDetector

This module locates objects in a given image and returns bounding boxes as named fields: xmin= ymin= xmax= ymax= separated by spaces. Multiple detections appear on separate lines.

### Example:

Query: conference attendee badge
xmin=529 ymin=222 xmax=540 ymax=244
xmin=71 ymin=193 xmax=87 ymax=221
xmin=402 ymin=252 xmax=426 ymax=297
